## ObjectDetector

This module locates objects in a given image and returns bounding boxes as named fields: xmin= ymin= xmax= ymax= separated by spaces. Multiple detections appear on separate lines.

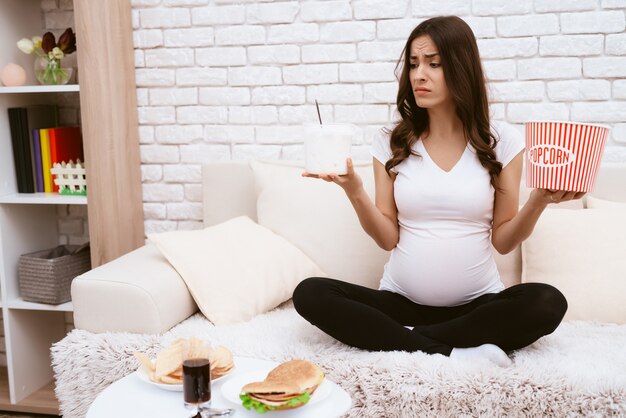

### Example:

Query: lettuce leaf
xmin=239 ymin=392 xmax=311 ymax=414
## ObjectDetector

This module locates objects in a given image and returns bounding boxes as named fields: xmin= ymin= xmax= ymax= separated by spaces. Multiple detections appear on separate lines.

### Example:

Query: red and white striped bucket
xmin=525 ymin=121 xmax=609 ymax=193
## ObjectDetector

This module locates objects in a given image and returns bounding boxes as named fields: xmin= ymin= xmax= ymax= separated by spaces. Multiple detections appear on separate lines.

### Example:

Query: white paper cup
xmin=304 ymin=123 xmax=354 ymax=175
xmin=525 ymin=121 xmax=609 ymax=193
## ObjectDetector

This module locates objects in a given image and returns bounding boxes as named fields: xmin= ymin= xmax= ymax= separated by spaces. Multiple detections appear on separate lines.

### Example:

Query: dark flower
xmin=42 ymin=31 xmax=56 ymax=54
xmin=58 ymin=28 xmax=76 ymax=54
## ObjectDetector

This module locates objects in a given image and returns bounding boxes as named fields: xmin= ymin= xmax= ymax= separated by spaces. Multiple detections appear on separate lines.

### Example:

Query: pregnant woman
xmin=293 ymin=16 xmax=584 ymax=366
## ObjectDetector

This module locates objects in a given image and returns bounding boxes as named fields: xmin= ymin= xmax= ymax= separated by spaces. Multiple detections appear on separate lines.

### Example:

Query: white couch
xmin=54 ymin=160 xmax=626 ymax=417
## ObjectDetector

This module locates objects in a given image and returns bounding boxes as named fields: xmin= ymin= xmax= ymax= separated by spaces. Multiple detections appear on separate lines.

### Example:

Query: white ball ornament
xmin=1 ymin=63 xmax=27 ymax=87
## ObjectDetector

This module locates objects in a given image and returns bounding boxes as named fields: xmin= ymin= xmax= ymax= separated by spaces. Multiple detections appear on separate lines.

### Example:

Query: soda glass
xmin=183 ymin=358 xmax=211 ymax=411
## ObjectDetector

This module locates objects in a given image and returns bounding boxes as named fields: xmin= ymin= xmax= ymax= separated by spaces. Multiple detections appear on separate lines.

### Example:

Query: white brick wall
xmin=130 ymin=0 xmax=626 ymax=234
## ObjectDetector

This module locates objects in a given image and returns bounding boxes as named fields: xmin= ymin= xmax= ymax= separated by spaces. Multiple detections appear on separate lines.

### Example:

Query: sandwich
xmin=239 ymin=359 xmax=325 ymax=413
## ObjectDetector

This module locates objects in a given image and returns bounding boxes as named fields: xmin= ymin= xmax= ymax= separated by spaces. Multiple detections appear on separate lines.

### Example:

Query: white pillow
xmin=521 ymin=209 xmax=626 ymax=324
xmin=250 ymin=160 xmax=390 ymax=289
xmin=148 ymin=216 xmax=325 ymax=325
xmin=586 ymin=195 xmax=626 ymax=209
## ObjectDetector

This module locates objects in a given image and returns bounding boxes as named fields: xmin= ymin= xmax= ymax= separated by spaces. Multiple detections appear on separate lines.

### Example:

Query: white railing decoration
xmin=50 ymin=160 xmax=87 ymax=196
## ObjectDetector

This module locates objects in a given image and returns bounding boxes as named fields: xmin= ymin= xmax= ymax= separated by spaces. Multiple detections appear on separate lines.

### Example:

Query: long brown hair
xmin=386 ymin=16 xmax=502 ymax=189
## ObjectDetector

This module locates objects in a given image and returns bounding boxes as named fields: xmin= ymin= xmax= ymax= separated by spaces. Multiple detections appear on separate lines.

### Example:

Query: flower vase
xmin=33 ymin=56 xmax=72 ymax=85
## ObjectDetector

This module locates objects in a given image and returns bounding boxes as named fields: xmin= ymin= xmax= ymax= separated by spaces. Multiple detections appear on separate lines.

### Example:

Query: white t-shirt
xmin=370 ymin=122 xmax=525 ymax=306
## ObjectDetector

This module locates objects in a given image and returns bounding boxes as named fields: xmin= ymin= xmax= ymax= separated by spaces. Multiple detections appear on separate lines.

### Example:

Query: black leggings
xmin=293 ymin=277 xmax=567 ymax=356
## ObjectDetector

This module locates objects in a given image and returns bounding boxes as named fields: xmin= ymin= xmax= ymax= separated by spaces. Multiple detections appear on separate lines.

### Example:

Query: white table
xmin=87 ymin=356 xmax=352 ymax=418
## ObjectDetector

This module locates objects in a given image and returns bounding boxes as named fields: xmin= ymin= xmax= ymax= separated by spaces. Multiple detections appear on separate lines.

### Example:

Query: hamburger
xmin=239 ymin=360 xmax=325 ymax=413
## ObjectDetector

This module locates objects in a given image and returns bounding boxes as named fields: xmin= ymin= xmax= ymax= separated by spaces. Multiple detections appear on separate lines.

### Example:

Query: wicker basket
xmin=18 ymin=244 xmax=91 ymax=305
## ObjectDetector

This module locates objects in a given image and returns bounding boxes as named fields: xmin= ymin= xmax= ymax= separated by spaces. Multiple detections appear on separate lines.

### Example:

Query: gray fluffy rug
xmin=52 ymin=302 xmax=626 ymax=418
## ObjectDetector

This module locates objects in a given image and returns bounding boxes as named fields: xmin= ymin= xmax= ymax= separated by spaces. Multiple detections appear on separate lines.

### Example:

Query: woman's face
xmin=409 ymin=35 xmax=452 ymax=110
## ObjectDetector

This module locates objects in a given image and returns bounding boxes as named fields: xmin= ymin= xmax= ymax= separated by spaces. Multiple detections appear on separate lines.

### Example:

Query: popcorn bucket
xmin=525 ymin=121 xmax=609 ymax=193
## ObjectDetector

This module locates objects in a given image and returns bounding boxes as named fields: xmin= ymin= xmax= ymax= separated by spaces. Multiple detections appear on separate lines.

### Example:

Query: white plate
xmin=135 ymin=364 xmax=232 ymax=392
xmin=220 ymin=370 xmax=332 ymax=408
xmin=134 ymin=367 xmax=183 ymax=392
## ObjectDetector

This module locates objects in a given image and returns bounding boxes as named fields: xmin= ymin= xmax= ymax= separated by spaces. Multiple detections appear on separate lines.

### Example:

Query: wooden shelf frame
xmin=75 ymin=0 xmax=145 ymax=267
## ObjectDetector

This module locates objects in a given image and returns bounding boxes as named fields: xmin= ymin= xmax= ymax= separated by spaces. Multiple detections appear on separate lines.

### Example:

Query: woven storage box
xmin=18 ymin=244 xmax=91 ymax=304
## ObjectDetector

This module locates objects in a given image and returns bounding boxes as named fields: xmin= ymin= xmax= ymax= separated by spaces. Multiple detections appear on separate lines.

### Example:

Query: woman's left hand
xmin=530 ymin=189 xmax=586 ymax=206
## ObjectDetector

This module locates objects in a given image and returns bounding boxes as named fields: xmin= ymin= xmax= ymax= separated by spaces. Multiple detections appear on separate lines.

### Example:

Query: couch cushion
xmin=586 ymin=195 xmax=626 ymax=209
xmin=493 ymin=249 xmax=522 ymax=288
xmin=250 ymin=160 xmax=391 ymax=289
xmin=493 ymin=201 xmax=583 ymax=289
xmin=202 ymin=161 xmax=258 ymax=226
xmin=71 ymin=243 xmax=197 ymax=334
xmin=148 ymin=216 xmax=324 ymax=325
xmin=521 ymin=208 xmax=626 ymax=324
xmin=587 ymin=162 xmax=626 ymax=203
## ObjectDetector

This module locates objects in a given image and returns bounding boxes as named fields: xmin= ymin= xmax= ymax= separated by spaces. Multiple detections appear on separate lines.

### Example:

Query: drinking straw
xmin=315 ymin=99 xmax=323 ymax=125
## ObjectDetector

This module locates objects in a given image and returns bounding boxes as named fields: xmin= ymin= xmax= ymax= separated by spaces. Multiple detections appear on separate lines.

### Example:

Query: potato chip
xmin=188 ymin=337 xmax=204 ymax=359
xmin=198 ymin=345 xmax=212 ymax=360
xmin=209 ymin=345 xmax=233 ymax=369
xmin=159 ymin=374 xmax=183 ymax=384
xmin=133 ymin=352 xmax=155 ymax=373
xmin=212 ymin=367 xmax=233 ymax=379
xmin=172 ymin=338 xmax=190 ymax=359
xmin=156 ymin=344 xmax=184 ymax=378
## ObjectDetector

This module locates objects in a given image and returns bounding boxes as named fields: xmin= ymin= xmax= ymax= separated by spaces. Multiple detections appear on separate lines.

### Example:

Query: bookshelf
xmin=0 ymin=0 xmax=144 ymax=414
xmin=0 ymin=85 xmax=80 ymax=94
xmin=0 ymin=192 xmax=86 ymax=205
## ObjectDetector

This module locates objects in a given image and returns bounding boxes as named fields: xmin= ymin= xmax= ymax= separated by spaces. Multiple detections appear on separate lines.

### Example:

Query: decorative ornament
xmin=0 ymin=63 xmax=27 ymax=87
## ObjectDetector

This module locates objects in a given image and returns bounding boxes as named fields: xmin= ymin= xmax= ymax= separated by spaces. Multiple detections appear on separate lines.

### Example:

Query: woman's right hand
xmin=302 ymin=158 xmax=363 ymax=197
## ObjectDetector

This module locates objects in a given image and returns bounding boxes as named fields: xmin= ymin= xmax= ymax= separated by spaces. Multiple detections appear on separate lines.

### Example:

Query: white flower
xmin=17 ymin=38 xmax=34 ymax=54
xmin=32 ymin=36 xmax=42 ymax=48
xmin=52 ymin=47 xmax=64 ymax=60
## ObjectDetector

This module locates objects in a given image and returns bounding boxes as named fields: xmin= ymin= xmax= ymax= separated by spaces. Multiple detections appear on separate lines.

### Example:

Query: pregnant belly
xmin=383 ymin=235 xmax=500 ymax=306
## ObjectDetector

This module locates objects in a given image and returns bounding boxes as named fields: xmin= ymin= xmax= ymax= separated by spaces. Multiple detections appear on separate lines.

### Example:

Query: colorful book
xmin=7 ymin=108 xmax=31 ymax=192
xmin=27 ymin=105 xmax=58 ymax=192
xmin=40 ymin=128 xmax=53 ymax=193
xmin=7 ymin=105 xmax=58 ymax=193
xmin=48 ymin=126 xmax=83 ymax=192
xmin=32 ymin=129 xmax=44 ymax=192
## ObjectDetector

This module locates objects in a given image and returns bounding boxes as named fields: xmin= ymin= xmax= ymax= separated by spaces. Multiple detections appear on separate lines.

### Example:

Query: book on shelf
xmin=40 ymin=129 xmax=53 ymax=192
xmin=48 ymin=126 xmax=84 ymax=193
xmin=7 ymin=108 xmax=29 ymax=193
xmin=32 ymin=129 xmax=44 ymax=193
xmin=7 ymin=105 xmax=59 ymax=193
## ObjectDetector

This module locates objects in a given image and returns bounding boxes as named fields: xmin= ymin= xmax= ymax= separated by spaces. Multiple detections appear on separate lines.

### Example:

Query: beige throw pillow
xmin=521 ymin=209 xmax=626 ymax=324
xmin=148 ymin=216 xmax=325 ymax=325
xmin=586 ymin=195 xmax=626 ymax=209
xmin=250 ymin=160 xmax=390 ymax=289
